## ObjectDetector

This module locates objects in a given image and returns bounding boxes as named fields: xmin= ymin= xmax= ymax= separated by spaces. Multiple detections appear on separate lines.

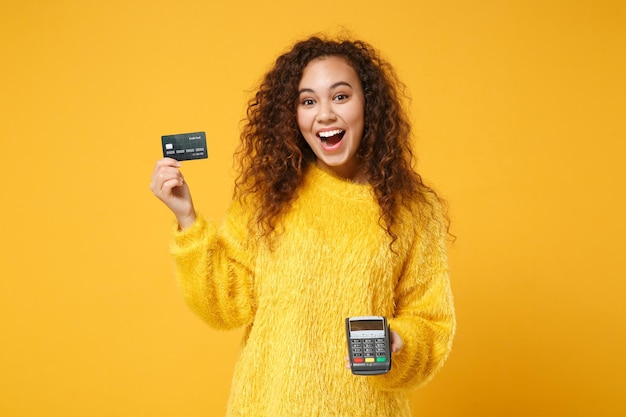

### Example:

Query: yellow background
xmin=1 ymin=0 xmax=624 ymax=416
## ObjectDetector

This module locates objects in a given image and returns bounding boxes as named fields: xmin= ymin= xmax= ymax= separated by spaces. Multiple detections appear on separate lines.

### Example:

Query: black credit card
xmin=161 ymin=131 xmax=208 ymax=161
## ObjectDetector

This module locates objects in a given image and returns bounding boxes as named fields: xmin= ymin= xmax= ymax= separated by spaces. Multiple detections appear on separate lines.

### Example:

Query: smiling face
xmin=297 ymin=56 xmax=366 ymax=182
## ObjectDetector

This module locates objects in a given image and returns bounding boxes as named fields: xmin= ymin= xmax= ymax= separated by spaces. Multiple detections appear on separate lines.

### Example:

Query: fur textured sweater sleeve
xmin=373 ymin=199 xmax=456 ymax=392
xmin=170 ymin=200 xmax=257 ymax=330
xmin=169 ymin=164 xmax=455 ymax=417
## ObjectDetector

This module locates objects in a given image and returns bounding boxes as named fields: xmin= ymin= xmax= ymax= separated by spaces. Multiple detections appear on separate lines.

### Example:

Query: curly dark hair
xmin=234 ymin=35 xmax=448 ymax=246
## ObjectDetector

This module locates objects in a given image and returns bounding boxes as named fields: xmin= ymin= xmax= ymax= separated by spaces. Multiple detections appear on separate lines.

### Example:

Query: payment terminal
xmin=345 ymin=316 xmax=392 ymax=375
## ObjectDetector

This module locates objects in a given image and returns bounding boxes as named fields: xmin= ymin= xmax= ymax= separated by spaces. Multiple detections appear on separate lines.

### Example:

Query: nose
xmin=316 ymin=101 xmax=337 ymax=123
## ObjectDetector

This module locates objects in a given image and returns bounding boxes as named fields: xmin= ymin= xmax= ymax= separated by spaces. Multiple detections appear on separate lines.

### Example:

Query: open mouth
xmin=318 ymin=129 xmax=345 ymax=147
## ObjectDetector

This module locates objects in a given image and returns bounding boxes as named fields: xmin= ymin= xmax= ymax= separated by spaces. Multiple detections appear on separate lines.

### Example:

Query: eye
xmin=301 ymin=98 xmax=315 ymax=106
xmin=333 ymin=93 xmax=349 ymax=102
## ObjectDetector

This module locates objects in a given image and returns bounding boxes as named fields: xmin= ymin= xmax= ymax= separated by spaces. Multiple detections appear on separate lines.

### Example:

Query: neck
xmin=315 ymin=160 xmax=369 ymax=184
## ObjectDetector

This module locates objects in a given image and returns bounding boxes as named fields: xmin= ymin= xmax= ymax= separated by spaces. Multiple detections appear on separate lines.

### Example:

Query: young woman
xmin=150 ymin=35 xmax=456 ymax=417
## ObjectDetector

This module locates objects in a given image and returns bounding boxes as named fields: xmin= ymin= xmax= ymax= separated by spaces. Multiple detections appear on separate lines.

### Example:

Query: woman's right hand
xmin=150 ymin=158 xmax=196 ymax=229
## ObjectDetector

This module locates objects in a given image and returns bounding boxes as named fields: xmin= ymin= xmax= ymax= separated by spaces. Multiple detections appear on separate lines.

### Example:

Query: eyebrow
xmin=298 ymin=81 xmax=353 ymax=95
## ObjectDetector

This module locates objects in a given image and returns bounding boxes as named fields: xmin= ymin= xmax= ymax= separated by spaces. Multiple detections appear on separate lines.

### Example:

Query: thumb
xmin=390 ymin=330 xmax=403 ymax=353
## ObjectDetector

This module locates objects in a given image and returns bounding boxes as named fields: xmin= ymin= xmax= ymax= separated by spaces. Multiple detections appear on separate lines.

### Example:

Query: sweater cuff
xmin=170 ymin=212 xmax=210 ymax=252
xmin=370 ymin=318 xmax=425 ymax=392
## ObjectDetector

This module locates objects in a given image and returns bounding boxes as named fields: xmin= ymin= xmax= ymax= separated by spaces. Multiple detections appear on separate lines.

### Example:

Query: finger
xmin=152 ymin=161 xmax=182 ymax=179
xmin=156 ymin=157 xmax=182 ymax=168
xmin=161 ymin=177 xmax=185 ymax=194
xmin=151 ymin=166 xmax=184 ymax=194
xmin=150 ymin=159 xmax=182 ymax=185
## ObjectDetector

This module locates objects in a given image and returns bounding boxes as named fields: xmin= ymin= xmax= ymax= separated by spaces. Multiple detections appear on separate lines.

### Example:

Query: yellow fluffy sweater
xmin=170 ymin=163 xmax=455 ymax=417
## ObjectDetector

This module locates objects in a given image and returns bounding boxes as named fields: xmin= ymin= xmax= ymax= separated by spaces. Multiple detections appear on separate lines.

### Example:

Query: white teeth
xmin=318 ymin=129 xmax=343 ymax=138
